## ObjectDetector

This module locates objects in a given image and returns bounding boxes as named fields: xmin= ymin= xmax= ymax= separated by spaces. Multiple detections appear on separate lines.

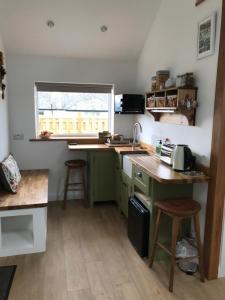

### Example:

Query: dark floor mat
xmin=0 ymin=265 xmax=17 ymax=300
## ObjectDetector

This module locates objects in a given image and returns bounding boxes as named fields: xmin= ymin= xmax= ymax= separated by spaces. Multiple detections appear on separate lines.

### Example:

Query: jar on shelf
xmin=182 ymin=73 xmax=194 ymax=87
xmin=155 ymin=96 xmax=166 ymax=107
xmin=151 ymin=76 xmax=157 ymax=91
xmin=147 ymin=96 xmax=155 ymax=108
xmin=177 ymin=73 xmax=194 ymax=87
xmin=167 ymin=95 xmax=178 ymax=107
xmin=156 ymin=70 xmax=170 ymax=90
xmin=176 ymin=75 xmax=182 ymax=87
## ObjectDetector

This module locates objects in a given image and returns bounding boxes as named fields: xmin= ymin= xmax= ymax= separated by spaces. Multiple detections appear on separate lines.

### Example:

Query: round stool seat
xmin=65 ymin=159 xmax=86 ymax=169
xmin=155 ymin=199 xmax=201 ymax=217
xmin=150 ymin=198 xmax=204 ymax=291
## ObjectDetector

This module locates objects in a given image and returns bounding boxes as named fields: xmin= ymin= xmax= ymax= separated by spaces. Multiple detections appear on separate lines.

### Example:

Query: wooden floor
xmin=1 ymin=200 xmax=225 ymax=300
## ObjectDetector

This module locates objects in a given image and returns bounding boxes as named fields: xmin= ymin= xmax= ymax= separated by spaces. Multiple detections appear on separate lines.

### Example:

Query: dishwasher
xmin=128 ymin=196 xmax=150 ymax=257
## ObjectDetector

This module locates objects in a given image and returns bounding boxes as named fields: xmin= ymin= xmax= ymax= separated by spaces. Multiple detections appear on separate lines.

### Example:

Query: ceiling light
xmin=100 ymin=25 xmax=108 ymax=32
xmin=47 ymin=20 xmax=55 ymax=28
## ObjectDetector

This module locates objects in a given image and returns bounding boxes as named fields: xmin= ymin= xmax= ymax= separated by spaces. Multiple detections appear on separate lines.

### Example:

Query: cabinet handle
xmin=130 ymin=186 xmax=133 ymax=194
xmin=137 ymin=172 xmax=142 ymax=178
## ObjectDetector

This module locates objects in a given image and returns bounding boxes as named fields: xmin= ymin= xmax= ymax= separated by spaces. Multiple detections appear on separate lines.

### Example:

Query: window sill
xmin=29 ymin=136 xmax=106 ymax=144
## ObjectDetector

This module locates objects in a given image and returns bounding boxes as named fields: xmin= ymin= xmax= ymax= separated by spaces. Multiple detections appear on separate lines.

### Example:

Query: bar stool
xmin=62 ymin=160 xmax=86 ymax=209
xmin=149 ymin=198 xmax=204 ymax=292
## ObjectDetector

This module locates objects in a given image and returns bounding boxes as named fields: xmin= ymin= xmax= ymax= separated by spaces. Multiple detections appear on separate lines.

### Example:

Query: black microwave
xmin=115 ymin=94 xmax=145 ymax=114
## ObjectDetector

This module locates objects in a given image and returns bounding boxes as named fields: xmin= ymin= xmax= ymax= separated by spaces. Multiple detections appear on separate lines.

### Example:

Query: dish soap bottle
xmin=156 ymin=140 xmax=162 ymax=156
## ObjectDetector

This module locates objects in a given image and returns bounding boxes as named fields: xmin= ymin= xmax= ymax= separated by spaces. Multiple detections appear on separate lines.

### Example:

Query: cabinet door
xmin=115 ymin=154 xmax=122 ymax=205
xmin=121 ymin=180 xmax=128 ymax=218
xmin=89 ymin=152 xmax=115 ymax=205
xmin=120 ymin=172 xmax=132 ymax=218
xmin=115 ymin=167 xmax=121 ymax=205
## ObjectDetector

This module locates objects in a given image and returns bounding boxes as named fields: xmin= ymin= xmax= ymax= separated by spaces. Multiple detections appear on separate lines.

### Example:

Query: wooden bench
xmin=0 ymin=170 xmax=48 ymax=257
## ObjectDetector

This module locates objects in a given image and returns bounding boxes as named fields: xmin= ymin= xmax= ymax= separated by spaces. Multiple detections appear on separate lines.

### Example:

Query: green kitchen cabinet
xmin=132 ymin=163 xmax=193 ymax=259
xmin=115 ymin=154 xmax=122 ymax=206
xmin=120 ymin=171 xmax=132 ymax=218
xmin=88 ymin=151 xmax=116 ymax=206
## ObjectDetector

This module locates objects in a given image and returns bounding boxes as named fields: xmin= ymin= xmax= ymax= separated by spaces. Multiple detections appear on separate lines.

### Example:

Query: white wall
xmin=0 ymin=34 xmax=9 ymax=161
xmin=136 ymin=0 xmax=222 ymax=239
xmin=7 ymin=54 xmax=137 ymax=200
xmin=4 ymin=0 xmax=225 ymax=277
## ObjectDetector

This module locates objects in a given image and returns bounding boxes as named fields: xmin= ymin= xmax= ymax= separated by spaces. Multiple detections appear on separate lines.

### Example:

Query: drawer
xmin=132 ymin=165 xmax=150 ymax=195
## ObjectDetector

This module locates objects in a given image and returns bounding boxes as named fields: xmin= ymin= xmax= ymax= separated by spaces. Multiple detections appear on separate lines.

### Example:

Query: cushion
xmin=0 ymin=154 xmax=21 ymax=193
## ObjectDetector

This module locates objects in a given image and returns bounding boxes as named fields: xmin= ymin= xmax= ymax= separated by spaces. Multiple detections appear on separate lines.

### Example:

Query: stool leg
xmin=193 ymin=214 xmax=205 ymax=282
xmin=149 ymin=209 xmax=162 ymax=268
xmin=81 ymin=166 xmax=87 ymax=207
xmin=169 ymin=217 xmax=180 ymax=292
xmin=63 ymin=167 xmax=70 ymax=210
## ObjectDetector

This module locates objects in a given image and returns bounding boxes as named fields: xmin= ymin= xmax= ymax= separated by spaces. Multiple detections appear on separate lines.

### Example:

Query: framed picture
xmin=197 ymin=12 xmax=216 ymax=59
xmin=196 ymin=0 xmax=205 ymax=6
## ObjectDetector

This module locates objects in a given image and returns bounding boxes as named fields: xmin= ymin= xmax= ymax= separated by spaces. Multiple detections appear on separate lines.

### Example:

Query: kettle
xmin=171 ymin=145 xmax=193 ymax=171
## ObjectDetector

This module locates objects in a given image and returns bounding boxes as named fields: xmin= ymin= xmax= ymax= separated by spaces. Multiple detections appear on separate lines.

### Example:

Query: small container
xmin=182 ymin=73 xmax=194 ymax=87
xmin=176 ymin=75 xmax=182 ymax=87
xmin=165 ymin=77 xmax=176 ymax=88
xmin=167 ymin=95 xmax=178 ymax=107
xmin=151 ymin=76 xmax=157 ymax=91
xmin=155 ymin=96 xmax=166 ymax=107
xmin=147 ymin=96 xmax=155 ymax=108
xmin=177 ymin=73 xmax=194 ymax=87
xmin=156 ymin=70 xmax=170 ymax=90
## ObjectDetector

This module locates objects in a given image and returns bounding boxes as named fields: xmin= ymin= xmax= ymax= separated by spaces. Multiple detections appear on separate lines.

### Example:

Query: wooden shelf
xmin=145 ymin=87 xmax=198 ymax=126
xmin=149 ymin=86 xmax=198 ymax=94
xmin=146 ymin=107 xmax=177 ymax=111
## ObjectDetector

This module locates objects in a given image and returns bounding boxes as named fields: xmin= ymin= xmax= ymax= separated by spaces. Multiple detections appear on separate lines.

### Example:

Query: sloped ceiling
xmin=0 ymin=0 xmax=161 ymax=60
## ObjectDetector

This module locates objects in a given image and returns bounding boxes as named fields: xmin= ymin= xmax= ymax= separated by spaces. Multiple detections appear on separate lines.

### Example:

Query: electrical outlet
xmin=13 ymin=134 xmax=24 ymax=141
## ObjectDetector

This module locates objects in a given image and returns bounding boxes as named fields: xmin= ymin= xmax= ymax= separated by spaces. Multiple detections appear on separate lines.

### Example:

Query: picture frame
xmin=195 ymin=0 xmax=205 ymax=6
xmin=197 ymin=12 xmax=216 ymax=59
xmin=0 ymin=51 xmax=6 ymax=100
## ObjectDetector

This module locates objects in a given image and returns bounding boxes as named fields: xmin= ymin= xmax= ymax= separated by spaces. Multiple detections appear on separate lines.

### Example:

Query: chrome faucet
xmin=132 ymin=122 xmax=142 ymax=150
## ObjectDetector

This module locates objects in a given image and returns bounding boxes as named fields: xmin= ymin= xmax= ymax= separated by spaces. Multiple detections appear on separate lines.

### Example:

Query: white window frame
xmin=34 ymin=82 xmax=114 ymax=137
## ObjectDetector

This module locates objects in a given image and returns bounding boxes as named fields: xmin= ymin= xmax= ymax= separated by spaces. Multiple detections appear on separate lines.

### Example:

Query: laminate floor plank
xmin=64 ymin=238 xmax=90 ymax=292
xmin=1 ymin=200 xmax=225 ymax=300
xmin=42 ymin=239 xmax=68 ymax=300
xmin=85 ymin=260 xmax=113 ymax=300
xmin=67 ymin=289 xmax=92 ymax=300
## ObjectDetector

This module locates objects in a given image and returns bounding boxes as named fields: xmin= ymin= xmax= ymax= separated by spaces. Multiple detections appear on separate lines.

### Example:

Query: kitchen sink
xmin=123 ymin=154 xmax=149 ymax=178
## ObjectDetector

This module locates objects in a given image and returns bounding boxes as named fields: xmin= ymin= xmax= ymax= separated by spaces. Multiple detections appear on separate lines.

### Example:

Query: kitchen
xmin=0 ymin=0 xmax=225 ymax=299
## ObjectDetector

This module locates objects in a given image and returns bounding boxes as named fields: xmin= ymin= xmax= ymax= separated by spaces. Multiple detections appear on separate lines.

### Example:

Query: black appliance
xmin=128 ymin=196 xmax=150 ymax=257
xmin=115 ymin=94 xmax=145 ymax=114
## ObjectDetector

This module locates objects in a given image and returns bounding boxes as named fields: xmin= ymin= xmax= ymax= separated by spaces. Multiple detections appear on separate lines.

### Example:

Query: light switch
xmin=13 ymin=134 xmax=24 ymax=140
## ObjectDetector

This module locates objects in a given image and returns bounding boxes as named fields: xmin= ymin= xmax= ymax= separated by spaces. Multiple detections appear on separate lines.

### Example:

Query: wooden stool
xmin=149 ymin=199 xmax=204 ymax=292
xmin=62 ymin=160 xmax=86 ymax=209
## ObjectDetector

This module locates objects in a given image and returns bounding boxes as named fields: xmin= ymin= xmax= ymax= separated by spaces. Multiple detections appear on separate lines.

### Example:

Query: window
xmin=35 ymin=82 xmax=114 ymax=136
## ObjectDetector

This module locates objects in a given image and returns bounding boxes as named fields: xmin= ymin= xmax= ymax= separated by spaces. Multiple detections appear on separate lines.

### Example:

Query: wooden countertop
xmin=68 ymin=144 xmax=114 ymax=151
xmin=68 ymin=143 xmax=209 ymax=184
xmin=68 ymin=144 xmax=148 ymax=154
xmin=114 ymin=147 xmax=148 ymax=154
xmin=130 ymin=155 xmax=209 ymax=184
xmin=0 ymin=170 xmax=49 ymax=211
